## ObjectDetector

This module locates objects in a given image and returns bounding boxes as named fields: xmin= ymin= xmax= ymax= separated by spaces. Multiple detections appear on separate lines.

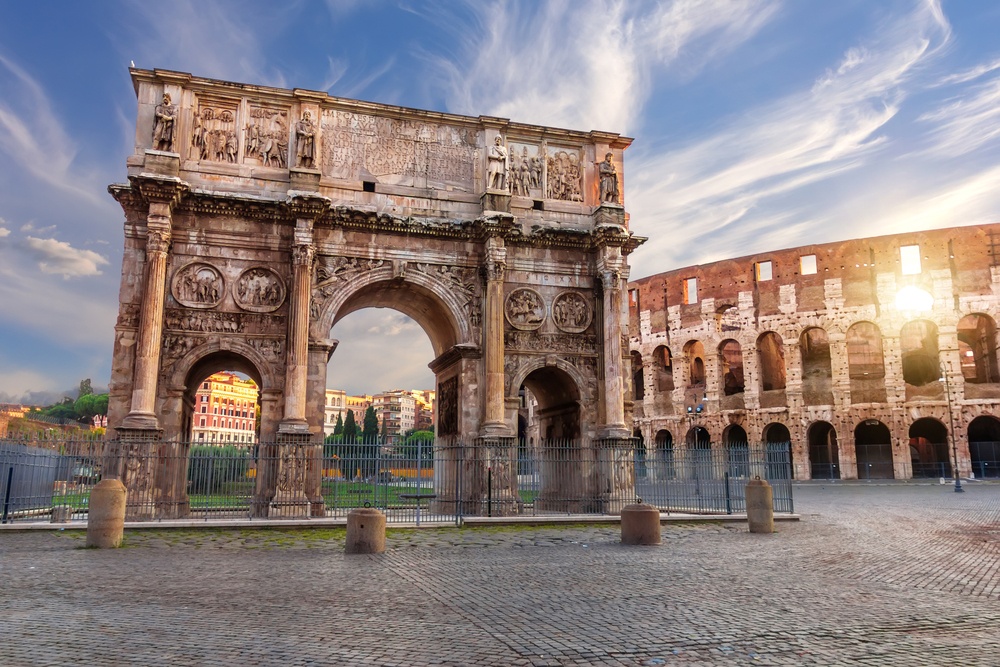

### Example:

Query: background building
xmin=323 ymin=389 xmax=347 ymax=437
xmin=190 ymin=372 xmax=259 ymax=444
xmin=627 ymin=223 xmax=1000 ymax=481
xmin=372 ymin=391 xmax=416 ymax=441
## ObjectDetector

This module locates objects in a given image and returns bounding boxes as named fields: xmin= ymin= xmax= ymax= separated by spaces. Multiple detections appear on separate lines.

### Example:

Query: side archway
xmin=854 ymin=420 xmax=894 ymax=479
xmin=807 ymin=421 xmax=839 ymax=479
xmin=909 ymin=417 xmax=950 ymax=478
xmin=968 ymin=415 xmax=1000 ymax=478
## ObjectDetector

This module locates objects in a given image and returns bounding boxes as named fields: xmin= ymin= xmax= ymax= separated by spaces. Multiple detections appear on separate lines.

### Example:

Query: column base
xmin=119 ymin=412 xmax=161 ymax=431
xmin=111 ymin=427 xmax=163 ymax=520
xmin=481 ymin=190 xmax=511 ymax=214
xmin=477 ymin=435 xmax=520 ymax=517
xmin=289 ymin=167 xmax=321 ymax=192
xmin=277 ymin=419 xmax=312 ymax=437
xmin=597 ymin=436 xmax=637 ymax=515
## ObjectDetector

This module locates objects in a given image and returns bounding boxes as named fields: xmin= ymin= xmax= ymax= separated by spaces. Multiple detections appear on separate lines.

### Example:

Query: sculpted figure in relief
xmin=152 ymin=93 xmax=176 ymax=151
xmin=599 ymin=152 xmax=619 ymax=203
xmin=546 ymin=150 xmax=583 ymax=202
xmin=235 ymin=268 xmax=285 ymax=311
xmin=487 ymin=136 xmax=509 ymax=191
xmin=552 ymin=291 xmax=592 ymax=333
xmin=505 ymin=288 xmax=545 ymax=330
xmin=295 ymin=111 xmax=315 ymax=169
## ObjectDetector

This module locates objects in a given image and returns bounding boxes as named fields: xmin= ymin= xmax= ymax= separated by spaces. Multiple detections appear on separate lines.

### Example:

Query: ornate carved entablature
xmin=505 ymin=330 xmax=599 ymax=355
xmin=162 ymin=307 xmax=285 ymax=335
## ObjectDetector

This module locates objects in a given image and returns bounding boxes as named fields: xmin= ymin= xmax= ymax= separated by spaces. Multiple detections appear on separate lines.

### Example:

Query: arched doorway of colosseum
xmin=723 ymin=424 xmax=749 ymax=478
xmin=683 ymin=340 xmax=707 ymax=410
xmin=957 ymin=314 xmax=1000 ymax=392
xmin=654 ymin=429 xmax=674 ymax=479
xmin=757 ymin=332 xmax=787 ymax=408
xmin=631 ymin=351 xmax=645 ymax=402
xmin=763 ymin=422 xmax=792 ymax=479
xmin=908 ymin=418 xmax=950 ymax=478
xmin=685 ymin=425 xmax=712 ymax=483
xmin=651 ymin=346 xmax=674 ymax=413
xmin=719 ymin=339 xmax=745 ymax=410
xmin=800 ymin=327 xmax=833 ymax=406
xmin=968 ymin=416 xmax=1000 ymax=478
xmin=846 ymin=322 xmax=886 ymax=403
xmin=807 ymin=421 xmax=839 ymax=480
xmin=854 ymin=420 xmax=894 ymax=479
xmin=900 ymin=320 xmax=941 ymax=400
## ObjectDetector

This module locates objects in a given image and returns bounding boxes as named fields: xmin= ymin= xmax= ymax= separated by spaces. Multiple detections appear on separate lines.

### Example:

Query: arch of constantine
xmin=106 ymin=68 xmax=643 ymax=518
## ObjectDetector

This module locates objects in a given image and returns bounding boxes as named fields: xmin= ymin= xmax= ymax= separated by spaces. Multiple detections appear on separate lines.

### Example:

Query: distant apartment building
xmin=372 ymin=390 xmax=416 ymax=441
xmin=408 ymin=390 xmax=436 ymax=431
xmin=323 ymin=389 xmax=347 ymax=436
xmin=190 ymin=372 xmax=258 ymax=444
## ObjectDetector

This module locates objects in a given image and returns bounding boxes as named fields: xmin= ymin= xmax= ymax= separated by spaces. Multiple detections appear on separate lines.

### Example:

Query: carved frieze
xmin=546 ymin=147 xmax=584 ymax=202
xmin=505 ymin=288 xmax=545 ymax=331
xmin=503 ymin=354 xmax=526 ymax=396
xmin=244 ymin=105 xmax=289 ymax=168
xmin=505 ymin=331 xmax=599 ymax=355
xmin=248 ymin=337 xmax=284 ymax=360
xmin=163 ymin=308 xmax=285 ymax=335
xmin=234 ymin=268 xmax=286 ymax=313
xmin=508 ymin=143 xmax=542 ymax=198
xmin=319 ymin=110 xmax=476 ymax=188
xmin=192 ymin=103 xmax=239 ymax=163
xmin=171 ymin=262 xmax=224 ymax=309
xmin=314 ymin=255 xmax=385 ymax=286
xmin=552 ymin=291 xmax=592 ymax=333
xmin=161 ymin=333 xmax=206 ymax=364
xmin=116 ymin=303 xmax=141 ymax=329
xmin=414 ymin=262 xmax=482 ymax=329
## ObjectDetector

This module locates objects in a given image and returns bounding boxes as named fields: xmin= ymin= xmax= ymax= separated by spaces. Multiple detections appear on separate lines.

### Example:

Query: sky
xmin=1 ymin=0 xmax=999 ymax=403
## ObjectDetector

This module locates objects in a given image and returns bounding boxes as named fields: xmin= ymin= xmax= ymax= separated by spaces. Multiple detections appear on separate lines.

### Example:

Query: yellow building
xmin=191 ymin=372 xmax=259 ymax=444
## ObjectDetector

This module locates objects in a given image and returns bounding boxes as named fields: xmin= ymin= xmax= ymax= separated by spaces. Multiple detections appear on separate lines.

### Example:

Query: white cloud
xmin=627 ymin=1 xmax=953 ymax=275
xmin=0 ymin=54 xmax=108 ymax=206
xmin=0 ymin=227 xmax=9 ymax=238
xmin=426 ymin=0 xmax=778 ymax=134
xmin=916 ymin=70 xmax=1000 ymax=158
xmin=24 ymin=236 xmax=110 ymax=278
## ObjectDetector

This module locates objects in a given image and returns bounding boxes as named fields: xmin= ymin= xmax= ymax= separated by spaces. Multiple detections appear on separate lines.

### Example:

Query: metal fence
xmin=0 ymin=436 xmax=794 ymax=524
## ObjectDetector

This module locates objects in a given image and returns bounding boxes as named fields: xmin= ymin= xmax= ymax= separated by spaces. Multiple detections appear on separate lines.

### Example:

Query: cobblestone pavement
xmin=1 ymin=484 xmax=998 ymax=666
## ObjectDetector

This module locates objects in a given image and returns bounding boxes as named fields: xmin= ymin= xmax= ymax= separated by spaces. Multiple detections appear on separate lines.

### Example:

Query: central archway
xmin=855 ymin=420 xmax=894 ymax=479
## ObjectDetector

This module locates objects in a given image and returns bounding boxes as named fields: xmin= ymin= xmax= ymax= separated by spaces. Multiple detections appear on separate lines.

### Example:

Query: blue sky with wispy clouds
xmin=1 ymin=1 xmax=998 ymax=401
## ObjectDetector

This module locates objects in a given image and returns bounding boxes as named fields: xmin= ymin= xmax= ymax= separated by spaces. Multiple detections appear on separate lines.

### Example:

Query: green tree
xmin=342 ymin=410 xmax=358 ymax=442
xmin=79 ymin=378 xmax=93 ymax=398
xmin=400 ymin=430 xmax=434 ymax=461
xmin=360 ymin=405 xmax=381 ymax=478
xmin=333 ymin=412 xmax=343 ymax=436
xmin=362 ymin=405 xmax=379 ymax=442
xmin=74 ymin=393 xmax=109 ymax=421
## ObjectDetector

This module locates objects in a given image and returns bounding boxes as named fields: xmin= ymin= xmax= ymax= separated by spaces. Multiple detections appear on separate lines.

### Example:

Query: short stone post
xmin=51 ymin=506 xmax=73 ymax=523
xmin=746 ymin=477 xmax=774 ymax=534
xmin=620 ymin=503 xmax=661 ymax=545
xmin=86 ymin=479 xmax=127 ymax=548
xmin=345 ymin=507 xmax=386 ymax=554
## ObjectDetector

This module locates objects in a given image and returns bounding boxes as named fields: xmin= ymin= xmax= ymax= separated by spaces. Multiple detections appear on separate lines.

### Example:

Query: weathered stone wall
xmin=628 ymin=224 xmax=1000 ymax=480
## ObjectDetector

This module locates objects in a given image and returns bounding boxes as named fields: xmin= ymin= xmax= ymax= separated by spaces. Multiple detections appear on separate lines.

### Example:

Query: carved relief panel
xmin=234 ymin=268 xmax=286 ymax=313
xmin=244 ymin=105 xmax=289 ymax=168
xmin=438 ymin=376 xmax=459 ymax=435
xmin=319 ymin=110 xmax=476 ymax=189
xmin=546 ymin=146 xmax=584 ymax=202
xmin=552 ymin=291 xmax=592 ymax=333
xmin=508 ymin=142 xmax=543 ymax=198
xmin=192 ymin=101 xmax=239 ymax=163
xmin=171 ymin=262 xmax=224 ymax=309
xmin=505 ymin=288 xmax=546 ymax=331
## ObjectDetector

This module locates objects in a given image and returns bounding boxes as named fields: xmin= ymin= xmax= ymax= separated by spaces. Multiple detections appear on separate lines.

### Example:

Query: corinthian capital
xmin=145 ymin=229 xmax=171 ymax=255
xmin=599 ymin=268 xmax=621 ymax=291
xmin=292 ymin=243 xmax=316 ymax=267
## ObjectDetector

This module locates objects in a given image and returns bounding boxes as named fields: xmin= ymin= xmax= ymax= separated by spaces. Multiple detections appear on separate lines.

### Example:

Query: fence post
xmin=487 ymin=466 xmax=493 ymax=518
xmin=724 ymin=472 xmax=732 ymax=515
xmin=2 ymin=466 xmax=13 ymax=524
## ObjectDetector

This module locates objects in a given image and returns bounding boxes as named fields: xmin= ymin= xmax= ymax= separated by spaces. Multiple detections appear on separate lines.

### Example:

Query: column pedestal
xmin=111 ymin=427 xmax=161 ymax=520
xmin=269 ymin=432 xmax=313 ymax=518
xmin=596 ymin=437 xmax=636 ymax=514
xmin=477 ymin=435 xmax=519 ymax=517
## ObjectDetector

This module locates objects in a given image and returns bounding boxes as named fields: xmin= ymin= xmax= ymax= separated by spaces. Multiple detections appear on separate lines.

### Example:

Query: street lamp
xmin=939 ymin=362 xmax=964 ymax=493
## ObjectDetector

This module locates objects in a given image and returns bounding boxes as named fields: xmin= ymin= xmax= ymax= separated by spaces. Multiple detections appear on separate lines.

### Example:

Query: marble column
xmin=279 ymin=222 xmax=314 ymax=435
xmin=121 ymin=202 xmax=173 ymax=431
xmin=481 ymin=235 xmax=509 ymax=435
xmin=599 ymin=267 xmax=628 ymax=436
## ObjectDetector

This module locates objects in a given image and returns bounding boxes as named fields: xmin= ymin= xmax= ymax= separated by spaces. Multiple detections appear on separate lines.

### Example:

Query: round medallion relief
xmin=505 ymin=288 xmax=546 ymax=331
xmin=552 ymin=291 xmax=592 ymax=333
xmin=233 ymin=267 xmax=286 ymax=313
xmin=171 ymin=262 xmax=224 ymax=309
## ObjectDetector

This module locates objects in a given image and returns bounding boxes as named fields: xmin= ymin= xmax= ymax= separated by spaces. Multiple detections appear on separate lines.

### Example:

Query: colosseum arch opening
xmin=908 ymin=417 xmax=950 ymax=479
xmin=846 ymin=322 xmax=886 ymax=403
xmin=855 ymin=420 xmax=894 ymax=480
xmin=757 ymin=332 xmax=786 ymax=408
xmin=807 ymin=421 xmax=839 ymax=480
xmin=901 ymin=320 xmax=941 ymax=399
xmin=968 ymin=416 xmax=1000 ymax=479
xmin=800 ymin=327 xmax=833 ymax=406
xmin=958 ymin=313 xmax=1000 ymax=399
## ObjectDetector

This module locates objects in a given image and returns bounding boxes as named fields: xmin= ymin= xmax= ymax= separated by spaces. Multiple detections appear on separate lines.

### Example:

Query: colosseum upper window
xmin=683 ymin=277 xmax=698 ymax=304
xmin=755 ymin=261 xmax=773 ymax=281
xmin=800 ymin=254 xmax=817 ymax=275
xmin=900 ymin=245 xmax=922 ymax=275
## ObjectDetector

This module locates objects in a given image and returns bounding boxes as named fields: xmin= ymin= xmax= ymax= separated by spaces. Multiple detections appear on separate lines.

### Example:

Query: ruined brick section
xmin=627 ymin=224 xmax=1000 ymax=481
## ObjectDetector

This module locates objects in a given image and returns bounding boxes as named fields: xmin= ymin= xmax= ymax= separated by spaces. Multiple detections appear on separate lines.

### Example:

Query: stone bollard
xmin=86 ymin=479 xmax=127 ymax=548
xmin=345 ymin=507 xmax=386 ymax=554
xmin=745 ymin=477 xmax=774 ymax=534
xmin=620 ymin=503 xmax=661 ymax=545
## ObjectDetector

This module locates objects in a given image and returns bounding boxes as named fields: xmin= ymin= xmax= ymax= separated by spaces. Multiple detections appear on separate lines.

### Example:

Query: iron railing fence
xmin=0 ymin=436 xmax=795 ymax=524
xmin=634 ymin=442 xmax=794 ymax=514
xmin=970 ymin=441 xmax=1000 ymax=479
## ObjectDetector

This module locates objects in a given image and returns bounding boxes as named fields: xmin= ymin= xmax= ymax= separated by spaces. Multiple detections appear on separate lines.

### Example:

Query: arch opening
xmin=757 ymin=332 xmax=786 ymax=408
xmin=847 ymin=321 xmax=886 ymax=403
xmin=807 ymin=421 xmax=839 ymax=479
xmin=900 ymin=320 xmax=941 ymax=396
xmin=908 ymin=417 xmax=950 ymax=478
xmin=800 ymin=327 xmax=833 ymax=406
xmin=654 ymin=429 xmax=675 ymax=479
xmin=763 ymin=422 xmax=792 ymax=479
xmin=652 ymin=346 xmax=674 ymax=393
xmin=968 ymin=415 xmax=1000 ymax=478
xmin=630 ymin=351 xmax=645 ymax=402
xmin=723 ymin=424 xmax=749 ymax=477
xmin=182 ymin=352 xmax=263 ymax=445
xmin=958 ymin=314 xmax=1000 ymax=399
xmin=854 ymin=420 xmax=894 ymax=479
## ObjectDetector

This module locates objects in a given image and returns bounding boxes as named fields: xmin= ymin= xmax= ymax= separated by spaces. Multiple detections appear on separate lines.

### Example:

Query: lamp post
xmin=940 ymin=362 xmax=964 ymax=493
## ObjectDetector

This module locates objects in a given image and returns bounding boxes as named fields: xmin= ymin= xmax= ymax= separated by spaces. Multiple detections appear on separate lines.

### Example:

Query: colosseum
xmin=626 ymin=223 xmax=1000 ymax=481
